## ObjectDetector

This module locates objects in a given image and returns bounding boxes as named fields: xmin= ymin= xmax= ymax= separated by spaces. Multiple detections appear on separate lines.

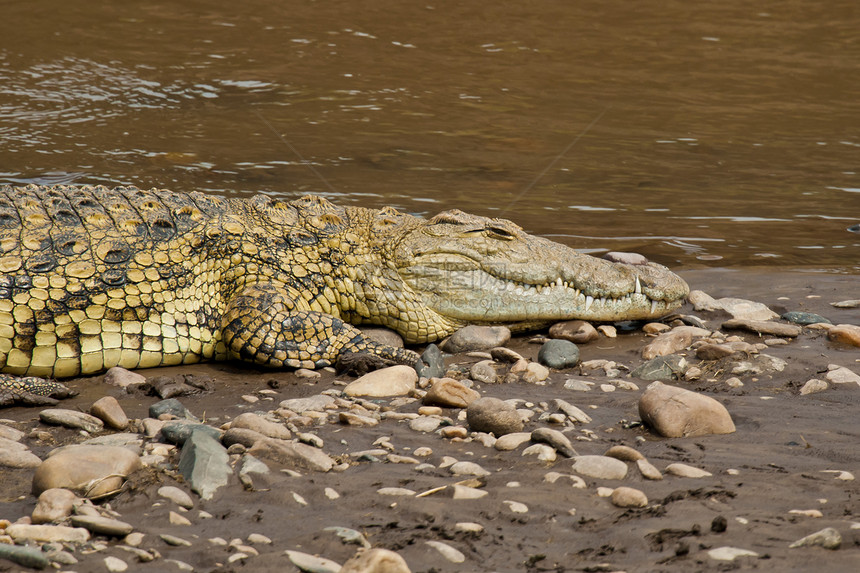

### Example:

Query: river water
xmin=1 ymin=0 xmax=858 ymax=273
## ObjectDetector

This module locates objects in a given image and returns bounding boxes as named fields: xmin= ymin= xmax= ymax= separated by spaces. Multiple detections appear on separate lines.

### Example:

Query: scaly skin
xmin=0 ymin=185 xmax=688 ymax=386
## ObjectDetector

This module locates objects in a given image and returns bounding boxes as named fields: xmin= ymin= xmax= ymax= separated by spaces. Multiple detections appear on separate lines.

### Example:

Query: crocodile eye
xmin=486 ymin=226 xmax=514 ymax=240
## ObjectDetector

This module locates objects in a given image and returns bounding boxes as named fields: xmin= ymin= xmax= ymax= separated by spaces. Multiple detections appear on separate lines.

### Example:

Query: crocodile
xmin=0 ymin=184 xmax=688 ymax=398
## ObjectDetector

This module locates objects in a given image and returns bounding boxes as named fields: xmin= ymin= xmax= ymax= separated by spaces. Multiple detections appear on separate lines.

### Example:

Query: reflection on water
xmin=0 ymin=0 xmax=857 ymax=272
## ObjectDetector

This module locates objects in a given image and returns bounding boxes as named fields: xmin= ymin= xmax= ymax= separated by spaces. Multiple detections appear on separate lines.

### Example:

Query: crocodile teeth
xmin=556 ymin=277 xmax=563 ymax=288
xmin=650 ymin=300 xmax=659 ymax=315
xmin=634 ymin=277 xmax=642 ymax=295
xmin=584 ymin=295 xmax=594 ymax=312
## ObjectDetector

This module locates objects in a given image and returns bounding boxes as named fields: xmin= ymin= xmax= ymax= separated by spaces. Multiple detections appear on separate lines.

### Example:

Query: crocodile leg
xmin=0 ymin=374 xmax=77 ymax=407
xmin=221 ymin=284 xmax=420 ymax=369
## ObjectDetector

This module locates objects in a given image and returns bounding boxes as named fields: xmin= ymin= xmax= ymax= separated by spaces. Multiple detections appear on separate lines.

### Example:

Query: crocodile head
xmin=389 ymin=209 xmax=689 ymax=337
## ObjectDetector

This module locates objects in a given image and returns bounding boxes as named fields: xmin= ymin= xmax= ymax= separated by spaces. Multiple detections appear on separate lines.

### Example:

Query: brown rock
xmin=31 ymin=488 xmax=79 ymax=524
xmin=696 ymin=343 xmax=736 ymax=360
xmin=230 ymin=413 xmax=292 ymax=440
xmin=638 ymin=381 xmax=736 ymax=438
xmin=248 ymin=438 xmax=334 ymax=472
xmin=549 ymin=321 xmax=599 ymax=344
xmin=828 ymin=324 xmax=860 ymax=347
xmin=721 ymin=319 xmax=802 ymax=338
xmin=90 ymin=396 xmax=129 ymax=430
xmin=466 ymin=397 xmax=524 ymax=436
xmin=611 ymin=486 xmax=648 ymax=508
xmin=341 ymin=547 xmax=412 ymax=573
xmin=343 ymin=365 xmax=417 ymax=397
xmin=642 ymin=328 xmax=693 ymax=359
xmin=32 ymin=445 xmax=142 ymax=498
xmin=604 ymin=445 xmax=644 ymax=462
xmin=423 ymin=378 xmax=480 ymax=408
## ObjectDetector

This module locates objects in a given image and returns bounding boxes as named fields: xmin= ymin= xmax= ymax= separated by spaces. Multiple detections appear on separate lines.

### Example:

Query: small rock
xmin=549 ymin=320 xmax=598 ymax=344
xmin=455 ymin=522 xmax=484 ymax=533
xmin=725 ymin=377 xmax=744 ymax=388
xmin=160 ymin=421 xmax=221 ymax=445
xmin=721 ymin=319 xmax=802 ymax=337
xmin=469 ymin=360 xmax=499 ymax=384
xmin=158 ymin=486 xmax=194 ymax=509
xmin=708 ymin=546 xmax=759 ymax=561
xmin=494 ymin=432 xmax=532 ymax=451
xmin=553 ymin=399 xmax=592 ymax=423
xmin=104 ymin=366 xmax=147 ymax=390
xmin=415 ymin=344 xmax=445 ymax=379
xmin=222 ymin=427 xmax=268 ymax=449
xmin=689 ymin=293 xmax=778 ymax=321
xmin=522 ymin=443 xmax=556 ymax=461
xmin=6 ymin=523 xmax=90 ymax=544
xmin=789 ymin=527 xmax=841 ymax=549
xmin=249 ymin=438 xmax=334 ymax=472
xmin=642 ymin=328 xmax=693 ymax=359
xmin=597 ymin=325 xmax=617 ymax=338
xmin=827 ymin=324 xmax=860 ymax=347
xmin=449 ymin=461 xmax=491 ymax=477
xmin=70 ymin=515 xmax=134 ymax=536
xmin=426 ymin=540 xmax=465 ymax=563
xmin=825 ymin=366 xmax=860 ymax=386
xmin=630 ymin=355 xmax=687 ymax=382
xmin=523 ymin=362 xmax=550 ymax=384
xmin=531 ymin=427 xmax=577 ymax=457
xmin=782 ymin=311 xmax=831 ymax=325
xmin=149 ymin=398 xmax=196 ymax=420
xmin=31 ymin=488 xmax=79 ymax=524
xmin=178 ymin=429 xmax=231 ymax=500
xmin=603 ymin=445 xmax=644 ymax=461
xmin=0 ymin=443 xmax=42 ymax=469
xmin=39 ymin=409 xmax=104 ymax=434
xmin=231 ymin=413 xmax=292 ymax=440
xmin=831 ymin=299 xmax=860 ymax=308
xmin=638 ymin=381 xmax=735 ymax=438
xmin=103 ymin=556 xmax=128 ymax=572
xmin=442 ymin=325 xmax=511 ymax=353
xmin=89 ymin=396 xmax=129 ymax=430
xmin=571 ymin=455 xmax=628 ymax=480
xmin=636 ymin=458 xmax=663 ymax=480
xmin=800 ymin=379 xmax=828 ymax=395
xmin=611 ymin=486 xmax=648 ymax=508
xmin=339 ymin=412 xmax=379 ymax=427
xmin=0 ymin=544 xmax=51 ymax=570
xmin=32 ymin=445 xmax=141 ymax=497
xmin=466 ymin=397 xmax=524 ymax=436
xmin=643 ymin=322 xmax=671 ymax=334
xmin=284 ymin=550 xmax=342 ymax=573
xmin=537 ymin=339 xmax=581 ymax=369
xmin=344 ymin=365 xmax=417 ymax=397
xmin=279 ymin=394 xmax=335 ymax=413
xmin=665 ymin=463 xmax=712 ymax=478
xmin=503 ymin=500 xmax=529 ymax=513
xmin=160 ymin=533 xmax=192 ymax=546
xmin=452 ymin=484 xmax=489 ymax=499
xmin=423 ymin=378 xmax=480 ymax=408
xmin=696 ymin=343 xmax=737 ymax=360
xmin=490 ymin=347 xmax=524 ymax=363
xmin=340 ymin=548 xmax=411 ymax=573
xmin=409 ymin=416 xmax=441 ymax=433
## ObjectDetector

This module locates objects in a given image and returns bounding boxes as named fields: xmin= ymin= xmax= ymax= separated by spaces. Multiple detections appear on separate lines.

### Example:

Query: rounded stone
xmin=549 ymin=320 xmax=598 ymax=344
xmin=70 ymin=514 xmax=134 ymax=536
xmin=157 ymin=485 xmax=194 ymax=509
xmin=638 ymin=381 xmax=735 ymax=438
xmin=782 ymin=311 xmax=831 ymax=325
xmin=537 ymin=339 xmax=581 ymax=369
xmin=230 ymin=413 xmax=291 ymax=440
xmin=340 ymin=548 xmax=411 ymax=573
xmin=423 ymin=378 xmax=480 ymax=408
xmin=343 ymin=365 xmax=417 ymax=397
xmin=470 ymin=360 xmax=499 ymax=384
xmin=39 ymin=409 xmax=104 ymax=434
xmin=604 ymin=445 xmax=644 ymax=462
xmin=611 ymin=486 xmax=648 ymax=508
xmin=466 ymin=397 xmax=524 ymax=436
xmin=90 ymin=396 xmax=129 ymax=430
xmin=828 ymin=324 xmax=860 ymax=348
xmin=32 ymin=488 xmax=79 ymax=524
xmin=32 ymin=445 xmax=142 ymax=497
xmin=665 ymin=463 xmax=712 ymax=478
xmin=441 ymin=325 xmax=511 ymax=353
xmin=571 ymin=455 xmax=628 ymax=480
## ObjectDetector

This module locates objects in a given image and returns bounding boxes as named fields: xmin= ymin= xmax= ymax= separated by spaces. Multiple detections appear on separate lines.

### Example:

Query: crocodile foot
xmin=0 ymin=375 xmax=77 ymax=408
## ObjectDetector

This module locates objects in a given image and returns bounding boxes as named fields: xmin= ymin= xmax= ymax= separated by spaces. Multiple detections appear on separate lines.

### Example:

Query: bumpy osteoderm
xmin=0 ymin=185 xmax=688 ymax=382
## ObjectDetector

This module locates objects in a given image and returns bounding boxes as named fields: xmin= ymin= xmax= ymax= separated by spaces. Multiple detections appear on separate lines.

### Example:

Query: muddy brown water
xmin=1 ymin=0 xmax=858 ymax=271
xmin=1 ymin=2 xmax=859 ymax=573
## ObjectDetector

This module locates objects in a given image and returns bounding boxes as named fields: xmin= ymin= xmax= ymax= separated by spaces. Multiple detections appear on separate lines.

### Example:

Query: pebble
xmin=69 ymin=514 xmax=134 ymax=536
xmin=161 ymin=421 xmax=221 ymax=445
xmin=343 ymin=365 xmax=417 ymax=397
xmin=441 ymin=325 xmax=511 ymax=353
xmin=248 ymin=532 xmax=273 ymax=545
xmin=789 ymin=527 xmax=841 ymax=549
xmin=490 ymin=347 xmax=524 ymax=363
xmin=178 ymin=429 xmax=232 ymax=500
xmin=504 ymin=500 xmax=529 ymax=513
xmin=340 ymin=547 xmax=411 ymax=573
xmin=642 ymin=323 xmax=671 ymax=334
xmin=707 ymin=546 xmax=759 ymax=561
xmin=416 ymin=343 xmax=445 ymax=379
xmin=470 ymin=360 xmax=499 ymax=384
xmin=426 ymin=540 xmax=466 ymax=563
xmin=149 ymin=398 xmax=196 ymax=420
xmin=378 ymin=487 xmax=416 ymax=496
xmin=452 ymin=484 xmax=488 ymax=499
xmin=571 ymin=455 xmax=628 ymax=480
xmin=248 ymin=438 xmax=335 ymax=472
xmin=423 ymin=378 xmax=480 ymax=408
xmin=523 ymin=362 xmax=550 ymax=384
xmin=642 ymin=328 xmax=693 ymax=359
xmin=789 ymin=509 xmax=823 ymax=518
xmin=39 ymin=409 xmax=104 ymax=434
xmin=696 ymin=343 xmax=737 ymax=360
xmin=611 ymin=486 xmax=648 ymax=508
xmin=222 ymin=427 xmax=268 ymax=449
xmin=0 ymin=423 xmax=25 ymax=441
xmin=604 ymin=445 xmax=644 ymax=461
xmin=531 ymin=427 xmax=577 ymax=457
xmin=494 ymin=432 xmax=532 ymax=451
xmin=522 ymin=443 xmax=556 ymax=461
xmin=549 ymin=320 xmax=598 ymax=344
xmin=665 ymin=463 xmax=712 ymax=478
xmin=409 ymin=416 xmax=442 ymax=433
xmin=0 ymin=544 xmax=51 ymax=570
xmin=89 ymin=396 xmax=129 ymax=430
xmin=597 ymin=325 xmax=617 ymax=338
xmin=440 ymin=425 xmax=468 ymax=439
xmin=630 ymin=355 xmax=687 ymax=382
xmin=0 ymin=441 xmax=42 ymax=468
xmin=169 ymin=510 xmax=192 ymax=525
xmin=6 ymin=523 xmax=90 ymax=544
xmin=231 ymin=413 xmax=292 ymax=440
xmin=466 ymin=397 xmax=524 ymax=436
xmin=104 ymin=556 xmax=129 ymax=572
xmin=32 ymin=488 xmax=79 ymax=524
xmin=537 ymin=339 xmax=581 ymax=369
xmin=782 ymin=311 xmax=831 ymax=325
xmin=637 ymin=459 xmax=664 ymax=480
xmin=638 ymin=381 xmax=736 ymax=438
xmin=825 ymin=365 xmax=860 ymax=386
xmin=449 ymin=461 xmax=491 ymax=477
xmin=160 ymin=533 xmax=192 ymax=546
xmin=721 ymin=318 xmax=802 ymax=337
xmin=125 ymin=532 xmax=145 ymax=546
xmin=827 ymin=324 xmax=860 ymax=347
xmin=832 ymin=299 xmax=860 ymax=308
xmin=725 ymin=377 xmax=744 ymax=388
xmin=285 ymin=549 xmax=342 ymax=573
xmin=279 ymin=394 xmax=335 ymax=413
xmin=103 ymin=366 xmax=147 ymax=390
xmin=689 ymin=292 xmax=778 ymax=320
xmin=32 ymin=445 xmax=142 ymax=497
xmin=553 ymin=399 xmax=592 ymax=423
xmin=339 ymin=412 xmax=379 ymax=427
xmin=455 ymin=522 xmax=484 ymax=533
